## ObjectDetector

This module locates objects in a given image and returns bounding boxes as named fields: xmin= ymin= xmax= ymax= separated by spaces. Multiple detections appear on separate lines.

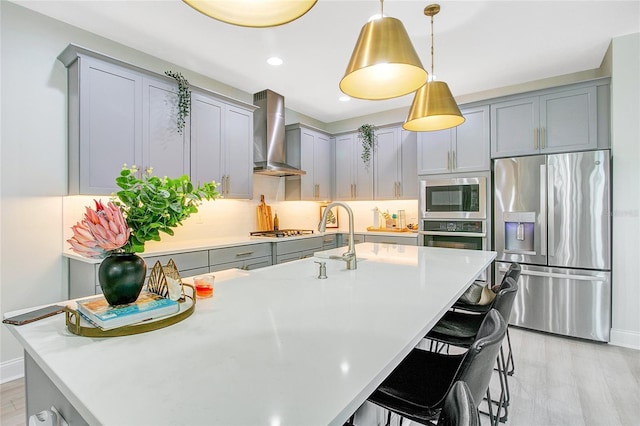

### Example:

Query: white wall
xmin=610 ymin=33 xmax=640 ymax=349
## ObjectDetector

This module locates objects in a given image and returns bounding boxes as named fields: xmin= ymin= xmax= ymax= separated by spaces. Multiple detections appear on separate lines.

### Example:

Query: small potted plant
xmin=68 ymin=166 xmax=220 ymax=305
xmin=358 ymin=123 xmax=376 ymax=168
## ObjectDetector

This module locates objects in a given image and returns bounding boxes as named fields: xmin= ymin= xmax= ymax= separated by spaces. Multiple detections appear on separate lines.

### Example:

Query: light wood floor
xmin=1 ymin=328 xmax=638 ymax=425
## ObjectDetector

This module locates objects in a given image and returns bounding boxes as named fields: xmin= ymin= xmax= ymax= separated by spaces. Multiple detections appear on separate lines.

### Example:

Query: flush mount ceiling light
xmin=403 ymin=4 xmax=464 ymax=132
xmin=182 ymin=0 xmax=317 ymax=28
xmin=267 ymin=57 xmax=284 ymax=66
xmin=340 ymin=0 xmax=427 ymax=100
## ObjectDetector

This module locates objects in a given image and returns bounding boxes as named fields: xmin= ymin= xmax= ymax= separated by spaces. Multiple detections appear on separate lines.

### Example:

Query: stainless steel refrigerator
xmin=494 ymin=150 xmax=611 ymax=341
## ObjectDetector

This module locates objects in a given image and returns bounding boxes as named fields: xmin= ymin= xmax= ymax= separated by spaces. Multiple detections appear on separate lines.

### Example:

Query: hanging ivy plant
xmin=165 ymin=70 xmax=191 ymax=135
xmin=358 ymin=123 xmax=376 ymax=168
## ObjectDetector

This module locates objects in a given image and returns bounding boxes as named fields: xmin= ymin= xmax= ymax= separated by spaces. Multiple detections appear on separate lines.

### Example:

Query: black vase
xmin=98 ymin=253 xmax=147 ymax=306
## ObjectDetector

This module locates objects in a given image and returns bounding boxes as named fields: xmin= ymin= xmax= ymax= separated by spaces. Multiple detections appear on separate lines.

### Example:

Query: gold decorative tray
xmin=65 ymin=259 xmax=196 ymax=337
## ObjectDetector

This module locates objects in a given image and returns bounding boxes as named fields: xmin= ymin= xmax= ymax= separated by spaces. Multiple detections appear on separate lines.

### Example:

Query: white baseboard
xmin=610 ymin=328 xmax=640 ymax=350
xmin=0 ymin=356 xmax=24 ymax=384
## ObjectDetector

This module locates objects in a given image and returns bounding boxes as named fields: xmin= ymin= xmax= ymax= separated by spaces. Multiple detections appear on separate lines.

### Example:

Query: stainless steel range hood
xmin=253 ymin=89 xmax=306 ymax=176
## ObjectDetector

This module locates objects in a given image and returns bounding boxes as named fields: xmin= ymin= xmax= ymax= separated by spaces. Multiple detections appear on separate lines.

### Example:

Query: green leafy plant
xmin=165 ymin=70 xmax=191 ymax=135
xmin=114 ymin=166 xmax=220 ymax=253
xmin=358 ymin=123 xmax=376 ymax=167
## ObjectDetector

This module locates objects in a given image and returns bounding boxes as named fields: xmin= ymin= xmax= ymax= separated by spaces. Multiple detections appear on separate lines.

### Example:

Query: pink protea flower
xmin=67 ymin=200 xmax=130 ymax=258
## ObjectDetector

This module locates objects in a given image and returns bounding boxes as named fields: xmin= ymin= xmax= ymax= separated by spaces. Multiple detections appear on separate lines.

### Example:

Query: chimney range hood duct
xmin=253 ymin=89 xmax=306 ymax=176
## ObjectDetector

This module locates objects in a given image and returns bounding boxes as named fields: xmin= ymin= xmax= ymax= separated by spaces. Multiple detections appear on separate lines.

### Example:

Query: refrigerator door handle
xmin=497 ymin=267 xmax=607 ymax=282
xmin=547 ymin=164 xmax=554 ymax=257
xmin=540 ymin=164 xmax=547 ymax=256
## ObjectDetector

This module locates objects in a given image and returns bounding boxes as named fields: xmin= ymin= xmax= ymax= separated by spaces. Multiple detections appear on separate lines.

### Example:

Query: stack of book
xmin=77 ymin=291 xmax=179 ymax=330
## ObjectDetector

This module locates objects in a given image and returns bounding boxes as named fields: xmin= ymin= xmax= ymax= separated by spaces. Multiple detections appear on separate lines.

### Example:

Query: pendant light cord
xmin=380 ymin=0 xmax=384 ymax=17
xmin=430 ymin=13 xmax=435 ymax=79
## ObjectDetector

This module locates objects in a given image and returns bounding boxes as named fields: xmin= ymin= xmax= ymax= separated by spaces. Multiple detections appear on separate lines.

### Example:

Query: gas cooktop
xmin=250 ymin=229 xmax=314 ymax=238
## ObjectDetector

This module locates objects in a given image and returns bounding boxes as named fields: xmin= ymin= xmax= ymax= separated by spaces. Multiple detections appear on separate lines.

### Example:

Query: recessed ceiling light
xmin=267 ymin=57 xmax=283 ymax=66
xmin=339 ymin=95 xmax=351 ymax=102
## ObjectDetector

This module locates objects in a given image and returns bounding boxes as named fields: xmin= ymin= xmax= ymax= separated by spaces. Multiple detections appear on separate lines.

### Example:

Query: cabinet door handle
xmin=447 ymin=152 xmax=451 ymax=170
xmin=452 ymin=151 xmax=456 ymax=170
xmin=226 ymin=175 xmax=230 ymax=195
xmin=353 ymin=184 xmax=357 ymax=198
xmin=541 ymin=127 xmax=546 ymax=149
xmin=235 ymin=251 xmax=254 ymax=257
xmin=534 ymin=128 xmax=539 ymax=149
xmin=398 ymin=182 xmax=402 ymax=198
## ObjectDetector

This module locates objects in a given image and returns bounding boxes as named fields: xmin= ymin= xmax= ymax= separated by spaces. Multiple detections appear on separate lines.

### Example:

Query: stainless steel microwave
xmin=420 ymin=177 xmax=487 ymax=220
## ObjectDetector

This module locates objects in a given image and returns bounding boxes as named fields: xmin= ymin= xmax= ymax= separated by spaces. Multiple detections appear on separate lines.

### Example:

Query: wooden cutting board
xmin=257 ymin=195 xmax=273 ymax=231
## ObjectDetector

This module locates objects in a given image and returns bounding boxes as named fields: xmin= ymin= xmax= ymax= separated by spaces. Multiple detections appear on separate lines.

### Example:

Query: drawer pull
xmin=323 ymin=238 xmax=334 ymax=243
xmin=235 ymin=251 xmax=254 ymax=257
xmin=380 ymin=241 xmax=398 ymax=245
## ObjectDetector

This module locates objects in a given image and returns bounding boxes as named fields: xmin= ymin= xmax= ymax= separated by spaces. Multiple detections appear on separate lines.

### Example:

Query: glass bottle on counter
xmin=273 ymin=211 xmax=279 ymax=230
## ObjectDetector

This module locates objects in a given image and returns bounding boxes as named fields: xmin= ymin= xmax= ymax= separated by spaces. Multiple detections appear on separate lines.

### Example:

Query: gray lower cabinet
xmin=320 ymin=234 xmax=338 ymax=250
xmin=209 ymin=243 xmax=272 ymax=271
xmin=337 ymin=233 xmax=365 ymax=248
xmin=25 ymin=352 xmax=89 ymax=425
xmin=144 ymin=251 xmax=209 ymax=277
xmin=274 ymin=237 xmax=323 ymax=264
xmin=68 ymin=243 xmax=274 ymax=298
xmin=364 ymin=234 xmax=417 ymax=245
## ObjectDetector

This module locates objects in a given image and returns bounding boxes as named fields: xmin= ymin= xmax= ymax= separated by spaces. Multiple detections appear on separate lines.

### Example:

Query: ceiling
xmin=12 ymin=0 xmax=640 ymax=124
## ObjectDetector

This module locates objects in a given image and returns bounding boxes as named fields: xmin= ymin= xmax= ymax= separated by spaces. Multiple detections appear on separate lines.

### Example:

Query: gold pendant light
xmin=340 ymin=0 xmax=427 ymax=100
xmin=403 ymin=4 xmax=464 ymax=131
xmin=183 ymin=0 xmax=317 ymax=28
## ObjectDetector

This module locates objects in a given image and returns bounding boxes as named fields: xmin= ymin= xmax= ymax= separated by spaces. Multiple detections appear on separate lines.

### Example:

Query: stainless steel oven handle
xmin=419 ymin=231 xmax=487 ymax=238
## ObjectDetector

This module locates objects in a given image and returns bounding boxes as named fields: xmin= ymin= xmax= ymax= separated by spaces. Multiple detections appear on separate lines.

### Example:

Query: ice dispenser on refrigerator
xmin=503 ymin=212 xmax=536 ymax=255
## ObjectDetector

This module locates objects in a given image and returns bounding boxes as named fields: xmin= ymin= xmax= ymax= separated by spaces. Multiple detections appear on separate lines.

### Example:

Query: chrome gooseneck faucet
xmin=318 ymin=202 xmax=357 ymax=270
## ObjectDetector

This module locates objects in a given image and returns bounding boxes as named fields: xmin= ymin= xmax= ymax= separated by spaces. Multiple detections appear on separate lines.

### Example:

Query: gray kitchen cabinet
xmin=274 ymin=237 xmax=323 ymax=264
xmin=68 ymin=250 xmax=210 ymax=298
xmin=208 ymin=243 xmax=272 ymax=271
xmin=61 ymin=51 xmax=142 ymax=194
xmin=320 ymin=234 xmax=338 ymax=250
xmin=144 ymin=250 xmax=209 ymax=277
xmin=191 ymin=89 xmax=255 ymax=199
xmin=418 ymin=105 xmax=490 ymax=175
xmin=364 ymin=234 xmax=417 ymax=246
xmin=285 ymin=124 xmax=332 ymax=200
xmin=374 ymin=126 xmax=418 ymax=199
xmin=335 ymin=132 xmax=373 ymax=200
xmin=490 ymin=80 xmax=609 ymax=158
xmin=143 ymin=76 xmax=190 ymax=179
xmin=59 ymin=46 xmax=191 ymax=195
xmin=26 ymin=353 xmax=89 ymax=426
xmin=337 ymin=233 xmax=366 ymax=248
xmin=59 ymin=44 xmax=254 ymax=198
xmin=209 ymin=243 xmax=272 ymax=271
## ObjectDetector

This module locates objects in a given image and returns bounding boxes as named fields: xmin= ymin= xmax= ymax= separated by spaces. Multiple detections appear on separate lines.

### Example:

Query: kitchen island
xmin=7 ymin=243 xmax=495 ymax=425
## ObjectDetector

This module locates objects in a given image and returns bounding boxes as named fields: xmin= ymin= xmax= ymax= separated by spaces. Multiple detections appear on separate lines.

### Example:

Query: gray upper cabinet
xmin=65 ymin=53 xmax=143 ymax=194
xmin=191 ymin=91 xmax=254 ymax=199
xmin=59 ymin=44 xmax=255 ymax=198
xmin=143 ymin=77 xmax=190 ymax=179
xmin=491 ymin=81 xmax=609 ymax=158
xmin=285 ymin=124 xmax=332 ymax=201
xmin=374 ymin=126 xmax=418 ymax=199
xmin=418 ymin=105 xmax=490 ymax=175
xmin=334 ymin=132 xmax=373 ymax=200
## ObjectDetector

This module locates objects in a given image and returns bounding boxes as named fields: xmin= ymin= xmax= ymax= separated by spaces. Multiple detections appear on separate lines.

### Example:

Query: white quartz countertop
xmin=63 ymin=230 xmax=416 ymax=264
xmin=8 ymin=243 xmax=495 ymax=425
